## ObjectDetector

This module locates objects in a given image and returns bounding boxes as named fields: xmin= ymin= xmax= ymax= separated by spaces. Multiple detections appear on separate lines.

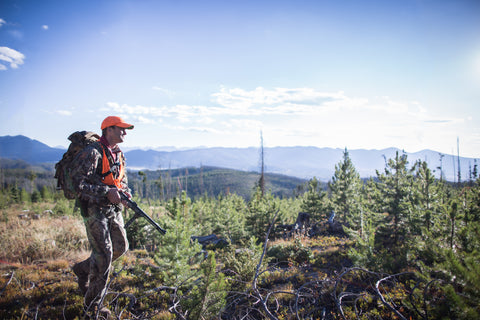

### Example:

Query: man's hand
xmin=107 ymin=187 xmax=121 ymax=204
xmin=121 ymin=191 xmax=132 ymax=207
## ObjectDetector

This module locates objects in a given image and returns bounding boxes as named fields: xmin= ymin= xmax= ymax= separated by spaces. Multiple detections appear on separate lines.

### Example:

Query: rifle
xmin=121 ymin=192 xmax=166 ymax=235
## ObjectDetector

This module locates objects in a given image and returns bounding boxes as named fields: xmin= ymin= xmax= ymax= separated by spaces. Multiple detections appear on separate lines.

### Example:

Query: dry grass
xmin=268 ymin=235 xmax=312 ymax=250
xmin=0 ymin=205 xmax=89 ymax=264
xmin=0 ymin=258 xmax=84 ymax=319
xmin=269 ymin=234 xmax=351 ymax=248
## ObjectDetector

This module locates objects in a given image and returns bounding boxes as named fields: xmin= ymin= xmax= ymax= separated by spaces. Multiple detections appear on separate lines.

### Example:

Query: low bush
xmin=267 ymin=238 xmax=313 ymax=267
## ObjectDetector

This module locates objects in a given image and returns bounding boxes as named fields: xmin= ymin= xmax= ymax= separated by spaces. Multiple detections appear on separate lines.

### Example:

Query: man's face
xmin=106 ymin=126 xmax=127 ymax=145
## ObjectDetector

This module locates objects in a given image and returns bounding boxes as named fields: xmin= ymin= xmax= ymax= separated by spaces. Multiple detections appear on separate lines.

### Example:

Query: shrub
xmin=267 ymin=238 xmax=313 ymax=266
xmin=52 ymin=198 xmax=76 ymax=217
xmin=220 ymin=236 xmax=265 ymax=292
xmin=181 ymin=253 xmax=229 ymax=320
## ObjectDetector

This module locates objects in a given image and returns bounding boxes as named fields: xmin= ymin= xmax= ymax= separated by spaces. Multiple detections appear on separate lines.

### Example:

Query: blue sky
xmin=1 ymin=0 xmax=480 ymax=158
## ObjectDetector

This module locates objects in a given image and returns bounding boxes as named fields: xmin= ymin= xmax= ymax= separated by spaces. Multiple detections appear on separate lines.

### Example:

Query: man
xmin=71 ymin=116 xmax=134 ymax=317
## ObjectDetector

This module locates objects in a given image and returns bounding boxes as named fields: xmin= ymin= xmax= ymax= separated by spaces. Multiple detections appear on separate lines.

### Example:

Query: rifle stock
xmin=120 ymin=192 xmax=166 ymax=235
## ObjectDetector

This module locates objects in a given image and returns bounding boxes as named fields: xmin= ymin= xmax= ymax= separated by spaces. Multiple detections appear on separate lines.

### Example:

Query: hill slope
xmin=0 ymin=135 xmax=65 ymax=164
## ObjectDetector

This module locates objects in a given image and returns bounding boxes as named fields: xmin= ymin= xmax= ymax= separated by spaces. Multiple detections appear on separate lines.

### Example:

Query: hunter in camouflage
xmin=71 ymin=116 xmax=134 ymax=317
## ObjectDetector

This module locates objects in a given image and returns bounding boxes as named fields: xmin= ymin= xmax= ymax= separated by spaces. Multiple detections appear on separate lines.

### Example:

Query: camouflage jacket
xmin=71 ymin=140 xmax=129 ymax=207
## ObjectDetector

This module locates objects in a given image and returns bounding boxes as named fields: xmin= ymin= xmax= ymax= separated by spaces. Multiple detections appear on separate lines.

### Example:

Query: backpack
xmin=54 ymin=131 xmax=100 ymax=199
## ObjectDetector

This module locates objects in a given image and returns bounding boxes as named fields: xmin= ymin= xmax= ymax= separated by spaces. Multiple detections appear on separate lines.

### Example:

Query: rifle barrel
xmin=121 ymin=193 xmax=166 ymax=235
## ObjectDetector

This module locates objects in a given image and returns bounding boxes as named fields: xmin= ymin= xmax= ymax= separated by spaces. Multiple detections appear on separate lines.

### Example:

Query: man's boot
xmin=72 ymin=260 xmax=89 ymax=295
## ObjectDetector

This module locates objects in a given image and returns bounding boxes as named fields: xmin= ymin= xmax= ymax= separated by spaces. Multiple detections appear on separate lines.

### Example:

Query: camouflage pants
xmin=74 ymin=203 xmax=128 ymax=307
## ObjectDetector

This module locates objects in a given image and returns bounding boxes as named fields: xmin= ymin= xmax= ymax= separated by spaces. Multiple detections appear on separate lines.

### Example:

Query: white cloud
xmin=56 ymin=110 xmax=72 ymax=116
xmin=108 ymin=88 xmax=439 ymax=123
xmin=212 ymin=87 xmax=373 ymax=116
xmin=42 ymin=25 xmax=49 ymax=30
xmin=136 ymin=115 xmax=157 ymax=124
xmin=211 ymin=87 xmax=472 ymax=152
xmin=196 ymin=117 xmax=215 ymax=125
xmin=0 ymin=47 xmax=25 ymax=70
xmin=106 ymin=87 xmax=472 ymax=153
xmin=0 ymin=19 xmax=5 ymax=27
xmin=106 ymin=89 xmax=433 ymax=131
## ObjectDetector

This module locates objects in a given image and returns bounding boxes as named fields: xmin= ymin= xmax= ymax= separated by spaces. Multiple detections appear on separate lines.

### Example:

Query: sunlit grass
xmin=0 ymin=205 xmax=88 ymax=264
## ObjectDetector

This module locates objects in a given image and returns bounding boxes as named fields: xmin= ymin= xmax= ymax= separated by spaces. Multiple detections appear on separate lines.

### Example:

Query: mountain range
xmin=0 ymin=135 xmax=477 ymax=182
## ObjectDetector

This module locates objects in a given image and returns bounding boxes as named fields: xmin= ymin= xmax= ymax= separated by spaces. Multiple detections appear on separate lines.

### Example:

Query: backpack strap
xmin=99 ymin=144 xmax=113 ymax=177
xmin=98 ymin=143 xmax=123 ymax=178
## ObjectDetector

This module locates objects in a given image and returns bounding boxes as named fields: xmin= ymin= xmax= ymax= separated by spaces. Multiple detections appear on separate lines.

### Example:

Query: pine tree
xmin=346 ymin=178 xmax=382 ymax=269
xmin=301 ymin=177 xmax=329 ymax=221
xmin=154 ymin=191 xmax=203 ymax=283
xmin=10 ymin=185 xmax=19 ymax=203
xmin=465 ymin=179 xmax=480 ymax=223
xmin=183 ymin=253 xmax=229 ymax=320
xmin=246 ymin=187 xmax=277 ymax=240
xmin=413 ymin=160 xmax=440 ymax=233
xmin=329 ymin=148 xmax=363 ymax=227
xmin=346 ymin=213 xmax=378 ymax=269
xmin=426 ymin=181 xmax=480 ymax=319
xmin=374 ymin=151 xmax=417 ymax=272
xmin=438 ymin=228 xmax=480 ymax=319
xmin=40 ymin=185 xmax=53 ymax=201
xmin=213 ymin=194 xmax=248 ymax=243
xmin=190 ymin=193 xmax=248 ymax=244
xmin=362 ymin=177 xmax=382 ymax=214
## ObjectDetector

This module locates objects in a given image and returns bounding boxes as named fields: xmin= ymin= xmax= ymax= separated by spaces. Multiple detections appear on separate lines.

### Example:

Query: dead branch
xmin=353 ymin=293 xmax=370 ymax=320
xmin=422 ymin=279 xmax=445 ymax=320
xmin=295 ymin=279 xmax=335 ymax=320
xmin=375 ymin=272 xmax=413 ymax=320
xmin=168 ymin=284 xmax=187 ymax=320
xmin=408 ymin=276 xmax=427 ymax=319
xmin=333 ymin=267 xmax=380 ymax=320
xmin=252 ymin=209 xmax=279 ymax=320
xmin=265 ymin=290 xmax=296 ymax=314
xmin=109 ymin=291 xmax=137 ymax=318
xmin=34 ymin=299 xmax=45 ymax=320
xmin=62 ymin=288 xmax=68 ymax=320
xmin=0 ymin=271 xmax=14 ymax=297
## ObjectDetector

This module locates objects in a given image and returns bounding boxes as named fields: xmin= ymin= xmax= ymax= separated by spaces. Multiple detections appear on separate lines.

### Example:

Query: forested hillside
xmin=0 ymin=160 xmax=307 ymax=201
xmin=0 ymin=150 xmax=479 ymax=319
xmin=127 ymin=166 xmax=307 ymax=200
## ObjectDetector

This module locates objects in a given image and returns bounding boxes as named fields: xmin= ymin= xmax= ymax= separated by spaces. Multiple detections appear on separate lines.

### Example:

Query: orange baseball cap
xmin=101 ymin=116 xmax=134 ymax=130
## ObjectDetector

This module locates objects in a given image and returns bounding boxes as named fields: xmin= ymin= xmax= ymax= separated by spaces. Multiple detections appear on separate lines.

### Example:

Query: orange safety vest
xmin=100 ymin=147 xmax=125 ymax=189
